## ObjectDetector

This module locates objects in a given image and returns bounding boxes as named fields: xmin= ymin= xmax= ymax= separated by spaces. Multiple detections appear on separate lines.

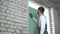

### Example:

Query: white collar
xmin=40 ymin=15 xmax=44 ymax=17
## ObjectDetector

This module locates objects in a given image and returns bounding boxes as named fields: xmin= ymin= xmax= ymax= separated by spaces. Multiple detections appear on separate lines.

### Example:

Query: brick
xmin=8 ymin=2 xmax=15 ymax=8
xmin=0 ymin=1 xmax=3 ymax=5
xmin=15 ymin=29 xmax=21 ymax=33
xmin=5 ymin=24 xmax=10 ymax=28
xmin=0 ymin=32 xmax=4 ymax=34
xmin=6 ymin=17 xmax=21 ymax=23
xmin=1 ymin=23 xmax=5 ymax=27
xmin=21 ymin=21 xmax=28 ymax=24
xmin=0 ymin=32 xmax=12 ymax=34
xmin=9 ymin=25 xmax=16 ymax=29
xmin=0 ymin=5 xmax=7 ymax=9
xmin=23 ymin=30 xmax=28 ymax=34
xmin=23 ymin=27 xmax=28 ymax=30
xmin=14 ymin=7 xmax=21 ymax=11
xmin=0 ymin=15 xmax=6 ymax=20
xmin=7 ymin=10 xmax=19 ymax=16
xmin=12 ymin=32 xmax=20 ymax=34
xmin=23 ymin=24 xmax=28 ymax=27
xmin=12 ymin=33 xmax=16 ymax=34
xmin=6 ymin=0 xmax=15 ymax=3
xmin=17 ymin=27 xmax=23 ymax=30
xmin=7 ymin=21 xmax=16 ymax=25
xmin=6 ymin=17 xmax=15 ymax=22
xmin=13 ymin=33 xmax=16 ymax=34
xmin=7 ymin=3 xmax=14 ymax=9
xmin=8 ymin=8 xmax=15 ymax=12
xmin=0 ymin=27 xmax=6 ymax=31
xmin=0 ymin=22 xmax=1 ymax=26
xmin=7 ymin=28 xmax=15 ymax=32
xmin=23 ymin=4 xmax=27 ymax=8
xmin=21 ymin=15 xmax=28 ymax=19
xmin=23 ymin=13 xmax=28 ymax=16
xmin=4 ymin=32 xmax=12 ymax=34
xmin=15 ymin=23 xmax=23 ymax=27
xmin=0 ymin=7 xmax=2 ymax=11
xmin=21 ymin=0 xmax=28 ymax=3
xmin=1 ymin=8 xmax=6 ymax=13
xmin=3 ymin=1 xmax=8 ymax=6
xmin=15 ymin=16 xmax=22 ymax=20
xmin=0 ymin=32 xmax=5 ymax=34
xmin=7 ymin=13 xmax=16 ymax=19
xmin=6 ymin=10 xmax=11 ymax=14
xmin=0 ymin=19 xmax=8 ymax=24
xmin=0 ymin=12 xmax=8 ymax=16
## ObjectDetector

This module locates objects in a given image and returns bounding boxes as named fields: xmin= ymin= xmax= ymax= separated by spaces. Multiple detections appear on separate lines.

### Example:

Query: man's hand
xmin=29 ymin=13 xmax=33 ymax=18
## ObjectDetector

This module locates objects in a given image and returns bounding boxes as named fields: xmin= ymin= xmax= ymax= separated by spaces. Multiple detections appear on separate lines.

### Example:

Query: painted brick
xmin=15 ymin=23 xmax=23 ymax=27
xmin=0 ymin=27 xmax=6 ymax=31
xmin=0 ymin=15 xmax=6 ymax=20
xmin=0 ymin=12 xmax=8 ymax=16
xmin=4 ymin=32 xmax=12 ymax=34
xmin=12 ymin=32 xmax=20 ymax=34
xmin=7 ymin=13 xmax=16 ymax=19
xmin=1 ymin=23 xmax=5 ymax=27
xmin=5 ymin=24 xmax=10 ymax=28
xmin=15 ymin=29 xmax=21 ymax=33
xmin=0 ymin=32 xmax=12 ymax=34
xmin=23 ymin=30 xmax=28 ymax=33
xmin=6 ymin=17 xmax=21 ymax=23
xmin=9 ymin=25 xmax=16 ymax=29
xmin=1 ymin=8 xmax=6 ymax=13
xmin=7 ymin=28 xmax=15 ymax=32
xmin=0 ymin=0 xmax=28 ymax=34
xmin=0 ymin=5 xmax=7 ymax=10
xmin=17 ymin=27 xmax=23 ymax=30
xmin=0 ymin=19 xmax=8 ymax=24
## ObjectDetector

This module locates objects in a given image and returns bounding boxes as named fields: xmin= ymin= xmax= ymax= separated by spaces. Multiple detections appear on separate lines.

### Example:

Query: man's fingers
xmin=29 ymin=13 xmax=33 ymax=18
xmin=29 ymin=13 xmax=32 ymax=16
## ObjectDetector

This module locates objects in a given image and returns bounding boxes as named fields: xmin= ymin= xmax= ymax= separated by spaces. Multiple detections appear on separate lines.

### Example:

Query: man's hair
xmin=38 ymin=7 xmax=45 ymax=14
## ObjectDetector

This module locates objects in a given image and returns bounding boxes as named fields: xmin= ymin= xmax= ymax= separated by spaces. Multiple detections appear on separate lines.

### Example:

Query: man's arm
xmin=29 ymin=13 xmax=37 ymax=23
xmin=40 ymin=17 xmax=46 ymax=34
xmin=32 ymin=17 xmax=37 ymax=23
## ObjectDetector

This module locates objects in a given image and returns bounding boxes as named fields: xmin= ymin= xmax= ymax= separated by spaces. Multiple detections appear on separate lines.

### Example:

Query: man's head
xmin=37 ymin=7 xmax=45 ymax=16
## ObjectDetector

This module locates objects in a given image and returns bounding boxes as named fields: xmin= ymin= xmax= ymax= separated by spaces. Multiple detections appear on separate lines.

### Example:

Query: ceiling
xmin=48 ymin=0 xmax=60 ymax=5
xmin=30 ymin=0 xmax=60 ymax=7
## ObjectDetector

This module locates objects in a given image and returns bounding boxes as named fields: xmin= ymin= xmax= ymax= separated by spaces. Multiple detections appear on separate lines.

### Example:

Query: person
xmin=29 ymin=7 xmax=48 ymax=34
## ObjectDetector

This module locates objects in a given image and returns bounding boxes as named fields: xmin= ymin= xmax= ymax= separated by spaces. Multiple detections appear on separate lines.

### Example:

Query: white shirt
xmin=33 ymin=15 xmax=47 ymax=34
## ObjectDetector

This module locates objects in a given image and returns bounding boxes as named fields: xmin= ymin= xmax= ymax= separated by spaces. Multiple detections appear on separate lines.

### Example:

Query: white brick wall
xmin=0 ymin=0 xmax=28 ymax=34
